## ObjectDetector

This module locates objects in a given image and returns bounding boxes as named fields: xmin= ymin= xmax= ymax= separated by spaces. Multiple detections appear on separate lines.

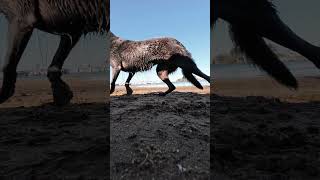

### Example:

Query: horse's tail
xmin=229 ymin=23 xmax=298 ymax=89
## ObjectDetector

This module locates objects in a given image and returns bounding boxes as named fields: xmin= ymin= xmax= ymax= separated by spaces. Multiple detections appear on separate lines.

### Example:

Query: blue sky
xmin=110 ymin=0 xmax=210 ymax=84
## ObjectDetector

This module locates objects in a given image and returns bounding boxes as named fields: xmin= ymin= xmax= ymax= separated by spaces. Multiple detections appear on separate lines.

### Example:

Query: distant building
xmin=17 ymin=71 xmax=30 ymax=77
xmin=77 ymin=64 xmax=92 ymax=72
xmin=77 ymin=64 xmax=108 ymax=73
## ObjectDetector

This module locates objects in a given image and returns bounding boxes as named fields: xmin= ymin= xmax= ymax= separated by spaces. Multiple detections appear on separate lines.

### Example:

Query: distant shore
xmin=212 ymin=76 xmax=320 ymax=102
xmin=0 ymin=78 xmax=210 ymax=108
xmin=1 ymin=74 xmax=319 ymax=108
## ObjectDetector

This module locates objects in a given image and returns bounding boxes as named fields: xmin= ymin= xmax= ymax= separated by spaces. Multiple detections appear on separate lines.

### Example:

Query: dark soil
xmin=110 ymin=92 xmax=210 ymax=180
xmin=0 ymin=103 xmax=109 ymax=180
xmin=212 ymin=94 xmax=320 ymax=180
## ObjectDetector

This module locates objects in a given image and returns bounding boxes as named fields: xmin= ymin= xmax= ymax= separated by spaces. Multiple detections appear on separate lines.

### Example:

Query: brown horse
xmin=0 ymin=0 xmax=110 ymax=105
xmin=212 ymin=0 xmax=320 ymax=88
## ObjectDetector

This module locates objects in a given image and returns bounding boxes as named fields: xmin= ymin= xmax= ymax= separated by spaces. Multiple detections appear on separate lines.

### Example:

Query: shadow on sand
xmin=212 ymin=94 xmax=320 ymax=180
xmin=4 ymin=93 xmax=317 ymax=179
xmin=111 ymin=92 xmax=210 ymax=179
xmin=0 ymin=103 xmax=109 ymax=179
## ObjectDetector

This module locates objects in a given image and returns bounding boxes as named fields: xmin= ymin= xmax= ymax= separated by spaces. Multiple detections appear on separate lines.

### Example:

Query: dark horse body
xmin=0 ymin=0 xmax=109 ymax=105
xmin=212 ymin=0 xmax=320 ymax=88
xmin=110 ymin=32 xmax=210 ymax=96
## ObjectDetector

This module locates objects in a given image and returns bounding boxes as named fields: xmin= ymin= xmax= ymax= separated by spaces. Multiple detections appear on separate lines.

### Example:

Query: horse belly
xmin=36 ymin=1 xmax=97 ymax=34
xmin=121 ymin=61 xmax=153 ymax=72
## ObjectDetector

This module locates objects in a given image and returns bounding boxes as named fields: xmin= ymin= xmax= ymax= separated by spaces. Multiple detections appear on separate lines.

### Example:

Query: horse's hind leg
xmin=0 ymin=21 xmax=33 ymax=103
xmin=156 ymin=63 xmax=176 ymax=96
xmin=125 ymin=72 xmax=135 ymax=95
xmin=255 ymin=8 xmax=320 ymax=69
xmin=47 ymin=34 xmax=81 ymax=106
xmin=173 ymin=56 xmax=209 ymax=89
xmin=188 ymin=64 xmax=210 ymax=83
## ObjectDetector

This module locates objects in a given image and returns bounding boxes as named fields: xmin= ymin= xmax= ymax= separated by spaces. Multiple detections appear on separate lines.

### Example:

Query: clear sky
xmin=213 ymin=0 xmax=320 ymax=55
xmin=110 ymin=0 xmax=210 ymax=84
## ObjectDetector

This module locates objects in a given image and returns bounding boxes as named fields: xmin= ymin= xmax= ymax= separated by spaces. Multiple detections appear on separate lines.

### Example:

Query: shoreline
xmin=0 ymin=79 xmax=108 ymax=108
xmin=111 ymin=85 xmax=210 ymax=96
xmin=1 ymin=74 xmax=319 ymax=108
xmin=212 ymin=76 xmax=320 ymax=102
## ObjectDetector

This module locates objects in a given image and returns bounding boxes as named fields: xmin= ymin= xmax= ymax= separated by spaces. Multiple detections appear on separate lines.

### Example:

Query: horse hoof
xmin=52 ymin=82 xmax=73 ymax=106
xmin=126 ymin=89 xmax=133 ymax=95
xmin=110 ymin=88 xmax=115 ymax=95
xmin=157 ymin=92 xmax=167 ymax=96
xmin=53 ymin=91 xmax=73 ymax=106
xmin=0 ymin=86 xmax=15 ymax=104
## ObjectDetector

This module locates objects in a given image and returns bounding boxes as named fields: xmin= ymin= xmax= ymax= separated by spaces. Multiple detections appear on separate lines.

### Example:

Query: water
xmin=64 ymin=72 xmax=108 ymax=81
xmin=212 ymin=61 xmax=320 ymax=79
xmin=133 ymin=80 xmax=210 ymax=88
xmin=1 ymin=61 xmax=318 ymax=87
xmin=0 ymin=72 xmax=108 ymax=81
xmin=0 ymin=71 xmax=209 ymax=88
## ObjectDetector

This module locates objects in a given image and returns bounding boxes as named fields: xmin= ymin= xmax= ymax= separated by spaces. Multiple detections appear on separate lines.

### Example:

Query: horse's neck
xmin=110 ymin=37 xmax=126 ymax=52
xmin=110 ymin=33 xmax=126 ymax=45
xmin=109 ymin=32 xmax=118 ymax=40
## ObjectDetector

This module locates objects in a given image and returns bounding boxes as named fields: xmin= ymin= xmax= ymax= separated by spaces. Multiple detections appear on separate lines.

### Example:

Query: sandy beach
xmin=0 ymin=78 xmax=210 ymax=179
xmin=1 ymin=75 xmax=319 ymax=179
xmin=213 ymin=76 xmax=320 ymax=102
xmin=0 ymin=79 xmax=108 ymax=108
xmin=0 ymin=78 xmax=109 ymax=179
xmin=212 ymin=76 xmax=320 ymax=180
xmin=110 ymin=86 xmax=210 ymax=179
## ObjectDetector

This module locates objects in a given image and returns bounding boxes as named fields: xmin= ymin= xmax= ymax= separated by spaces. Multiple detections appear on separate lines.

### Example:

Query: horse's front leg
xmin=125 ymin=72 xmax=135 ymax=95
xmin=0 ymin=21 xmax=33 ymax=103
xmin=47 ymin=34 xmax=81 ymax=106
xmin=110 ymin=67 xmax=121 ymax=94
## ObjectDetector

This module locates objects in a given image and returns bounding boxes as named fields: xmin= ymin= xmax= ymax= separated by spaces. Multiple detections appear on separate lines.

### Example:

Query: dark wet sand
xmin=2 ymin=75 xmax=319 ymax=179
xmin=0 ymin=79 xmax=109 ymax=179
xmin=0 ymin=79 xmax=210 ymax=179
xmin=110 ymin=86 xmax=210 ymax=179
xmin=212 ymin=76 xmax=320 ymax=180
